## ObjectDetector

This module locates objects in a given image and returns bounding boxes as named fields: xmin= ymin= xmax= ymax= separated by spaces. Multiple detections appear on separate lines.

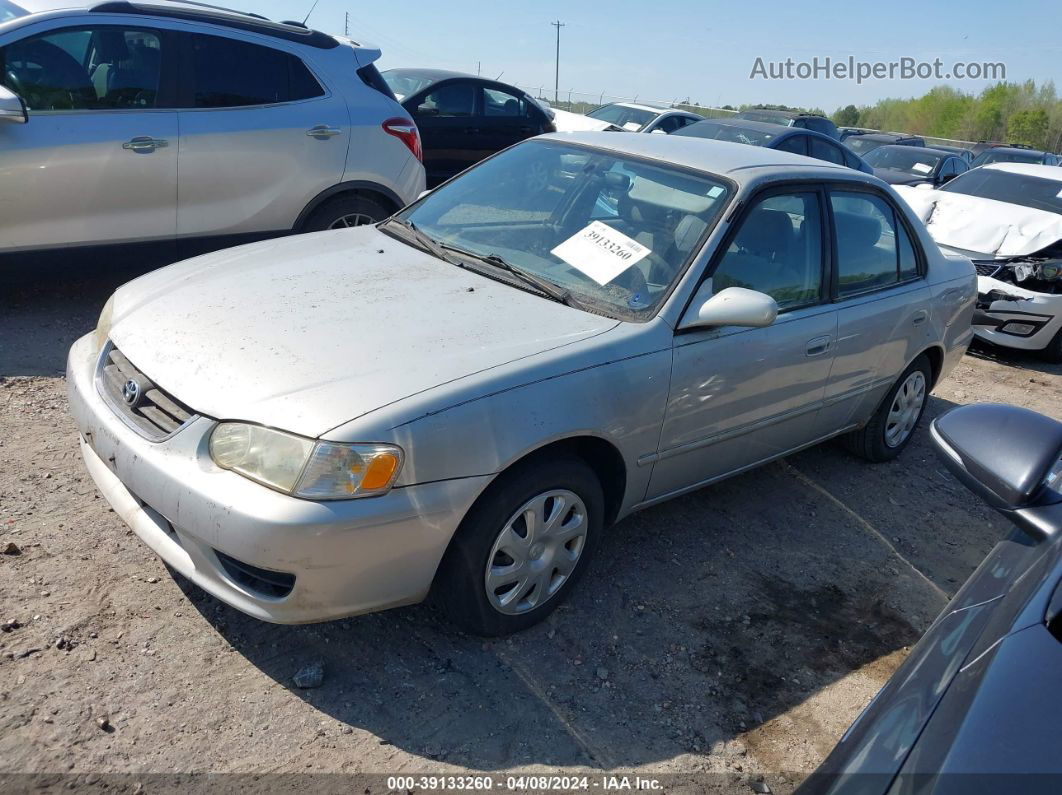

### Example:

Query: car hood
xmin=550 ymin=108 xmax=620 ymax=132
xmin=894 ymin=185 xmax=1062 ymax=258
xmin=108 ymin=228 xmax=618 ymax=438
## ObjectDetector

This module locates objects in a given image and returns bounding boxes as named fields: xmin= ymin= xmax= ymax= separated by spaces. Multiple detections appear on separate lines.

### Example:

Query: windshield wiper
xmin=441 ymin=246 xmax=581 ymax=308
xmin=384 ymin=217 xmax=462 ymax=267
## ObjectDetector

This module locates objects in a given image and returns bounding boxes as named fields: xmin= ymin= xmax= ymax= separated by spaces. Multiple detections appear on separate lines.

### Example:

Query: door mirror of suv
xmin=0 ymin=86 xmax=28 ymax=124
xmin=931 ymin=404 xmax=1062 ymax=540
xmin=679 ymin=286 xmax=778 ymax=331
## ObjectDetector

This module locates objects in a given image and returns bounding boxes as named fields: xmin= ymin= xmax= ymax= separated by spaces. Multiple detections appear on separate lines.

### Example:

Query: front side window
xmin=187 ymin=34 xmax=323 ymax=108
xmin=775 ymin=135 xmax=808 ymax=155
xmin=415 ymin=82 xmax=475 ymax=117
xmin=831 ymin=192 xmax=919 ymax=296
xmin=1 ymin=26 xmax=161 ymax=110
xmin=395 ymin=140 xmax=731 ymax=319
xmin=809 ymin=137 xmax=845 ymax=165
xmin=711 ymin=193 xmax=824 ymax=311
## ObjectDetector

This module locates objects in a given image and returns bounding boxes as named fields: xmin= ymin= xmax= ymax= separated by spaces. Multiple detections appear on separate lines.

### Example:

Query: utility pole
xmin=344 ymin=11 xmax=349 ymax=36
xmin=551 ymin=20 xmax=565 ymax=104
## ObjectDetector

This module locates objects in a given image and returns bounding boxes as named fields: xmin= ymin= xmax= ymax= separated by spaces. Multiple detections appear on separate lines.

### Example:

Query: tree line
xmin=830 ymin=81 xmax=1062 ymax=151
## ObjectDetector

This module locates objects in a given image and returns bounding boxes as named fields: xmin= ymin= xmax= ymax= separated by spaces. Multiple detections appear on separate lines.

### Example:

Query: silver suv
xmin=0 ymin=1 xmax=425 ymax=257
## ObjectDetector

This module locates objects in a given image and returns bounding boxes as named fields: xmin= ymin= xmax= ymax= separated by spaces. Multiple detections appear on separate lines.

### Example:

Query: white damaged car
xmin=895 ymin=163 xmax=1062 ymax=362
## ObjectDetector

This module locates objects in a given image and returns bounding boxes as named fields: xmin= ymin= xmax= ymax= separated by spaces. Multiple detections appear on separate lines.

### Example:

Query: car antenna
xmin=302 ymin=0 xmax=321 ymax=25
xmin=496 ymin=72 xmax=504 ymax=80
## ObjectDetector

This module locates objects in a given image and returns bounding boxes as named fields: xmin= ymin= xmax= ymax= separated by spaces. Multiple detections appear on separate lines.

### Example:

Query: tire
xmin=841 ymin=354 xmax=932 ymax=462
xmin=301 ymin=194 xmax=392 ymax=233
xmin=434 ymin=455 xmax=604 ymax=636
xmin=1041 ymin=328 xmax=1062 ymax=364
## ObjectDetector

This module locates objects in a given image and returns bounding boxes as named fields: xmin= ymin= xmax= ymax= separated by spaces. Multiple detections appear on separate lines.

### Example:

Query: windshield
xmin=0 ymin=0 xmax=27 ymax=22
xmin=586 ymin=104 xmax=657 ymax=131
xmin=970 ymin=149 xmax=1043 ymax=168
xmin=380 ymin=70 xmax=433 ymax=101
xmin=942 ymin=168 xmax=1062 ymax=215
xmin=395 ymin=140 xmax=732 ymax=319
xmin=844 ymin=136 xmax=890 ymax=155
xmin=673 ymin=121 xmax=775 ymax=146
xmin=865 ymin=147 xmax=943 ymax=175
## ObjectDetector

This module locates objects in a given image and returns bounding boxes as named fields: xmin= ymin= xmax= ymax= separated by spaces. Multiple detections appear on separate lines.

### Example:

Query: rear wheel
xmin=435 ymin=455 xmax=603 ymax=636
xmin=841 ymin=355 xmax=931 ymax=462
xmin=301 ymin=194 xmax=392 ymax=233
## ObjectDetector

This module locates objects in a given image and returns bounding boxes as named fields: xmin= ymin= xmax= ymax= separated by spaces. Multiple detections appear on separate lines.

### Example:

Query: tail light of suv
xmin=382 ymin=118 xmax=422 ymax=162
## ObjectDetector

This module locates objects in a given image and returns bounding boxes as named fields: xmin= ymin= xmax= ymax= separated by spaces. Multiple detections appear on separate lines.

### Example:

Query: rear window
xmin=187 ymin=33 xmax=324 ymax=107
xmin=357 ymin=63 xmax=395 ymax=100
xmin=0 ymin=1 xmax=27 ymax=23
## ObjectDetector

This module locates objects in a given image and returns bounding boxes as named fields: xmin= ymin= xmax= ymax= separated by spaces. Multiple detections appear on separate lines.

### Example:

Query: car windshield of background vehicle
xmin=586 ymin=104 xmax=657 ymax=130
xmin=971 ymin=150 xmax=1043 ymax=167
xmin=380 ymin=70 xmax=434 ymax=101
xmin=865 ymin=147 xmax=943 ymax=175
xmin=395 ymin=140 xmax=731 ymax=320
xmin=737 ymin=110 xmax=793 ymax=125
xmin=941 ymin=169 xmax=1062 ymax=215
xmin=844 ymin=136 xmax=885 ymax=155
xmin=0 ymin=0 xmax=26 ymax=22
xmin=676 ymin=122 xmax=775 ymax=145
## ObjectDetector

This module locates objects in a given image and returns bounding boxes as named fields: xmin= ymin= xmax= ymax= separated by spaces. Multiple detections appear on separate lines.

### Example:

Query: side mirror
xmin=679 ymin=285 xmax=778 ymax=331
xmin=931 ymin=404 xmax=1062 ymax=541
xmin=0 ymin=85 xmax=28 ymax=124
xmin=418 ymin=189 xmax=432 ymax=200
xmin=650 ymin=128 xmax=667 ymax=135
xmin=938 ymin=173 xmax=957 ymax=184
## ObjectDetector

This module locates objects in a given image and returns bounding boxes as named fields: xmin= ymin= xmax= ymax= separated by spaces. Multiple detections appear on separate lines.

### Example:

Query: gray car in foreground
xmin=67 ymin=133 xmax=975 ymax=635
xmin=798 ymin=403 xmax=1062 ymax=795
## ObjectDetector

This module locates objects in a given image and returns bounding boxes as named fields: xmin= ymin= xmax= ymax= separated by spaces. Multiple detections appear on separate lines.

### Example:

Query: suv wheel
xmin=435 ymin=455 xmax=603 ymax=636
xmin=302 ymin=194 xmax=392 ymax=233
xmin=841 ymin=354 xmax=931 ymax=462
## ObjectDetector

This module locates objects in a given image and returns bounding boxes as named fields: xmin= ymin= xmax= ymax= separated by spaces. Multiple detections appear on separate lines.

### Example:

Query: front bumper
xmin=973 ymin=275 xmax=1062 ymax=352
xmin=67 ymin=333 xmax=489 ymax=623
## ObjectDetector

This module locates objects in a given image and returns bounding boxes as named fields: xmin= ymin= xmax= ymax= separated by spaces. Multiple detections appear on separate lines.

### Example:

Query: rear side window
xmin=414 ymin=82 xmax=475 ymax=117
xmin=831 ymin=191 xmax=920 ymax=296
xmin=776 ymin=135 xmax=807 ymax=155
xmin=186 ymin=34 xmax=323 ymax=107
xmin=810 ymin=137 xmax=845 ymax=165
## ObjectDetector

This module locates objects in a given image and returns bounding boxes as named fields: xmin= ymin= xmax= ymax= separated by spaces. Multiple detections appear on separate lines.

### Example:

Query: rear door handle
xmin=806 ymin=335 xmax=832 ymax=357
xmin=306 ymin=125 xmax=342 ymax=139
xmin=122 ymin=136 xmax=167 ymax=152
xmin=912 ymin=309 xmax=928 ymax=326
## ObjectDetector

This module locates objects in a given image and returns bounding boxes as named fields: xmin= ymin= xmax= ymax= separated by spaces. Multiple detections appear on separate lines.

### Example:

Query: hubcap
xmin=328 ymin=212 xmax=375 ymax=230
xmin=884 ymin=370 xmax=927 ymax=448
xmin=484 ymin=489 xmax=588 ymax=615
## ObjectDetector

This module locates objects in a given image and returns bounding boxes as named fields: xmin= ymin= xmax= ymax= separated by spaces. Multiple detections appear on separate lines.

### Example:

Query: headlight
xmin=209 ymin=423 xmax=404 ymax=500
xmin=94 ymin=294 xmax=115 ymax=353
xmin=1039 ymin=261 xmax=1062 ymax=281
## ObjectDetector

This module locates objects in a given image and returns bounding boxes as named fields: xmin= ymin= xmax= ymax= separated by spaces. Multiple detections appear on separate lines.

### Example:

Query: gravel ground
xmin=2 ymin=259 xmax=1060 ymax=793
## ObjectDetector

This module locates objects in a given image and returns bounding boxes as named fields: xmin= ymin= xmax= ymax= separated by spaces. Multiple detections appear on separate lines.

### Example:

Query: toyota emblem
xmin=122 ymin=379 xmax=141 ymax=406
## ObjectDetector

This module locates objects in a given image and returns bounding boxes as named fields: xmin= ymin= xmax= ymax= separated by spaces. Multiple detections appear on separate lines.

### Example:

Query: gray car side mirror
xmin=679 ymin=285 xmax=778 ymax=331
xmin=931 ymin=404 xmax=1062 ymax=540
xmin=0 ymin=86 xmax=28 ymax=124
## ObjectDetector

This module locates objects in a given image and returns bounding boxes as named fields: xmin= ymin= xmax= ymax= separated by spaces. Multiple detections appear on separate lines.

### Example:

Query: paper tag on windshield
xmin=551 ymin=222 xmax=651 ymax=285
xmin=912 ymin=162 xmax=932 ymax=174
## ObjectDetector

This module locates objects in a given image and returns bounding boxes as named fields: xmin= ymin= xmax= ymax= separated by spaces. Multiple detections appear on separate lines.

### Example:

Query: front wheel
xmin=434 ymin=456 xmax=604 ymax=636
xmin=841 ymin=355 xmax=931 ymax=462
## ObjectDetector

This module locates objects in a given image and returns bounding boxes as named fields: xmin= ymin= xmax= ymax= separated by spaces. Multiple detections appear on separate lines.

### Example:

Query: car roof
xmin=540 ymin=131 xmax=875 ymax=183
xmin=873 ymin=145 xmax=953 ymax=157
xmin=684 ymin=118 xmax=840 ymax=142
xmin=983 ymin=162 xmax=1062 ymax=181
xmin=857 ymin=133 xmax=921 ymax=142
xmin=981 ymin=146 xmax=1048 ymax=157
xmin=610 ymin=102 xmax=669 ymax=113
xmin=382 ymin=67 xmax=478 ymax=81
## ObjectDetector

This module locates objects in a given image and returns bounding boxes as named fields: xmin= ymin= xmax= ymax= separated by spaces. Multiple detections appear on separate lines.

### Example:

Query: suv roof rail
xmin=89 ymin=2 xmax=340 ymax=48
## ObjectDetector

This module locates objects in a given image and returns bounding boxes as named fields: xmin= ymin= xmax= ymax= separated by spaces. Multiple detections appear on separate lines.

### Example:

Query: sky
xmin=251 ymin=0 xmax=1060 ymax=111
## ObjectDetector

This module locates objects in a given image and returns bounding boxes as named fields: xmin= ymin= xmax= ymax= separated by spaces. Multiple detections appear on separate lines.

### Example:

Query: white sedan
xmin=551 ymin=102 xmax=703 ymax=135
xmin=895 ymin=163 xmax=1062 ymax=362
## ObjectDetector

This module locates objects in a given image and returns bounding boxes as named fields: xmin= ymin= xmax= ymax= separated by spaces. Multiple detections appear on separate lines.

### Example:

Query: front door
xmin=0 ymin=24 xmax=176 ymax=252
xmin=647 ymin=190 xmax=837 ymax=500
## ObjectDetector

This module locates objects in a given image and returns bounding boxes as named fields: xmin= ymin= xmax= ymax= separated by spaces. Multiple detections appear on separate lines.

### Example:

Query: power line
xmin=551 ymin=20 xmax=565 ymax=104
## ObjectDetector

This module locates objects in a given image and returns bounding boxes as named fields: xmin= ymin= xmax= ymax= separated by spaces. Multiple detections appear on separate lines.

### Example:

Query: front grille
xmin=99 ymin=346 xmax=196 ymax=441
xmin=974 ymin=262 xmax=1002 ymax=278
xmin=214 ymin=550 xmax=296 ymax=599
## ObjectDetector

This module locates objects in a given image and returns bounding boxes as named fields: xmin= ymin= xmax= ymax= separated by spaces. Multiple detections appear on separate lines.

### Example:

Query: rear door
xmin=0 ymin=23 xmax=177 ymax=252
xmin=477 ymin=84 xmax=547 ymax=152
xmin=406 ymin=79 xmax=478 ymax=186
xmin=818 ymin=188 xmax=934 ymax=433
xmin=174 ymin=31 xmax=347 ymax=240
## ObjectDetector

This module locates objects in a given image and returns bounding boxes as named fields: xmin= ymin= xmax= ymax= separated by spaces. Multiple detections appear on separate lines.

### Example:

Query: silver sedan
xmin=67 ymin=133 xmax=976 ymax=635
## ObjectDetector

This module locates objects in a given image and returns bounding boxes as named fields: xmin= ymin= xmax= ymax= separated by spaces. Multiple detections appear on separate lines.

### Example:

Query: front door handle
xmin=306 ymin=125 xmax=342 ymax=139
xmin=122 ymin=136 xmax=168 ymax=152
xmin=806 ymin=335 xmax=832 ymax=357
